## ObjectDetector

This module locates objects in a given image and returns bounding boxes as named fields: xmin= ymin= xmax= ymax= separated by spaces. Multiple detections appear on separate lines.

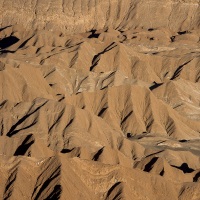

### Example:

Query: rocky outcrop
xmin=1 ymin=0 xmax=200 ymax=33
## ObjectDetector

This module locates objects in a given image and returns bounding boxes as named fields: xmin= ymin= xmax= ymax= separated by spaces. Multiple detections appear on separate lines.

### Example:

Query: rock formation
xmin=1 ymin=0 xmax=200 ymax=199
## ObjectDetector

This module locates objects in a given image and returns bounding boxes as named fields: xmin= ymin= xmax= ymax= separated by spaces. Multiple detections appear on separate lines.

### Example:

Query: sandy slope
xmin=1 ymin=1 xmax=200 ymax=199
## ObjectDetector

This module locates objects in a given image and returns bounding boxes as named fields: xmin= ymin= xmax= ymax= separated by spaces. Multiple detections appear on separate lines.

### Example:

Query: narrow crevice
xmin=14 ymin=134 xmax=34 ymax=156
xmin=144 ymin=157 xmax=158 ymax=172
xmin=7 ymin=100 xmax=48 ymax=137
xmin=121 ymin=111 xmax=133 ymax=125
xmin=98 ymin=107 xmax=107 ymax=117
xmin=0 ymin=36 xmax=19 ymax=49
xmin=18 ymin=35 xmax=35 ymax=49
xmin=92 ymin=147 xmax=104 ymax=161
xmin=32 ymin=166 xmax=61 ymax=200
xmin=177 ymin=31 xmax=187 ymax=35
xmin=44 ymin=185 xmax=62 ymax=200
xmin=170 ymin=60 xmax=192 ymax=80
xmin=149 ymin=81 xmax=163 ymax=90
xmin=90 ymin=42 xmax=117 ymax=71
xmin=160 ymin=168 xmax=165 ymax=176
xmin=106 ymin=182 xmax=122 ymax=200
xmin=171 ymin=163 xmax=194 ymax=173
xmin=193 ymin=171 xmax=200 ymax=182
xmin=88 ymin=29 xmax=100 ymax=38
xmin=60 ymin=148 xmax=74 ymax=153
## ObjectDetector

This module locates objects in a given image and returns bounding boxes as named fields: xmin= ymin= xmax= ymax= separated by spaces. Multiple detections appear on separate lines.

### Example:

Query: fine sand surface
xmin=1 ymin=1 xmax=200 ymax=199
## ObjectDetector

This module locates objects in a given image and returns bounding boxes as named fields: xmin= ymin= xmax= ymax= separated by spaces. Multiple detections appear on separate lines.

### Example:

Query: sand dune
xmin=1 ymin=1 xmax=200 ymax=199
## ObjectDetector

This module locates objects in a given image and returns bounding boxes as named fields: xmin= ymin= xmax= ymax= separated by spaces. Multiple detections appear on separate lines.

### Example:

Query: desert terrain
xmin=1 ymin=0 xmax=200 ymax=199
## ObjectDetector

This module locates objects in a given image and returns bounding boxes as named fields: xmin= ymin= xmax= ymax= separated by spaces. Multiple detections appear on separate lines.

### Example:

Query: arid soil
xmin=1 ymin=0 xmax=200 ymax=199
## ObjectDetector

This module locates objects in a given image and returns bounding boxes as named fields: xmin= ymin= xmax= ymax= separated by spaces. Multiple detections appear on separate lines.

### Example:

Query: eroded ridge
xmin=1 ymin=3 xmax=200 ymax=199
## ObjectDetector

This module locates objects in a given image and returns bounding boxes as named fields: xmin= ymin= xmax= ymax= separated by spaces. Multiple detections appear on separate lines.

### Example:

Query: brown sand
xmin=1 ymin=1 xmax=200 ymax=199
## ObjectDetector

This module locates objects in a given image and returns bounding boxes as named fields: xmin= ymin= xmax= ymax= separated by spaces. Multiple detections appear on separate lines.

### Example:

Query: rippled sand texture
xmin=1 ymin=0 xmax=200 ymax=199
